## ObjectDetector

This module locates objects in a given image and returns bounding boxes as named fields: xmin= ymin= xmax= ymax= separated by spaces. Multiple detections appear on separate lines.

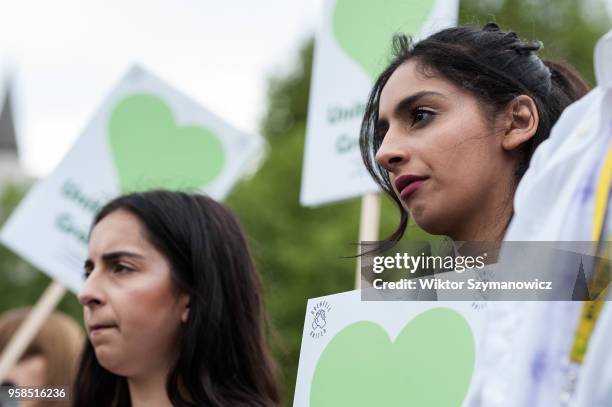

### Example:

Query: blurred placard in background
xmin=0 ymin=66 xmax=262 ymax=293
xmin=300 ymin=0 xmax=458 ymax=206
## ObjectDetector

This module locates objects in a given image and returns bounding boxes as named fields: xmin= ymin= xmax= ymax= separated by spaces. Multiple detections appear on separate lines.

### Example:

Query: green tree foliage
xmin=0 ymin=184 xmax=82 ymax=323
xmin=261 ymin=40 xmax=314 ymax=140
xmin=459 ymin=0 xmax=610 ymax=85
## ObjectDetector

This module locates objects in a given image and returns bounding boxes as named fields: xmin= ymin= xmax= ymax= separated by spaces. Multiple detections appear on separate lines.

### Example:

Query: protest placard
xmin=293 ymin=290 xmax=485 ymax=406
xmin=0 ymin=65 xmax=262 ymax=293
xmin=300 ymin=0 xmax=458 ymax=206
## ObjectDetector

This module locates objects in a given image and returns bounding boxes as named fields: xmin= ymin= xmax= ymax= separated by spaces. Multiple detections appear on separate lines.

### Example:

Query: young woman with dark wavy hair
xmin=359 ymin=23 xmax=593 ymax=406
xmin=74 ymin=190 xmax=281 ymax=407
xmin=360 ymin=23 xmax=589 ymax=243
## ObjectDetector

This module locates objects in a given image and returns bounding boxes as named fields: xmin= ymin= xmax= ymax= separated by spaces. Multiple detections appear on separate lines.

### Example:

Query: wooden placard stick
xmin=355 ymin=192 xmax=381 ymax=288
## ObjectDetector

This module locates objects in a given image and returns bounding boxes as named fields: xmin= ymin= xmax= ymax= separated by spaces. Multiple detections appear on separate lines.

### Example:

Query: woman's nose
xmin=375 ymin=129 xmax=410 ymax=172
xmin=78 ymin=270 xmax=105 ymax=307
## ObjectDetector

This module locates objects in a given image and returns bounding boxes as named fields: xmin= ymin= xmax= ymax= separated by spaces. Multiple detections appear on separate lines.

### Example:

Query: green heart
xmin=332 ymin=0 xmax=435 ymax=79
xmin=108 ymin=94 xmax=225 ymax=192
xmin=311 ymin=308 xmax=475 ymax=406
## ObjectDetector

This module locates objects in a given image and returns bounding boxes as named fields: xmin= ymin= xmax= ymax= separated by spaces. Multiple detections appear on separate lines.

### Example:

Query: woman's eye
xmin=411 ymin=109 xmax=435 ymax=126
xmin=112 ymin=263 xmax=133 ymax=273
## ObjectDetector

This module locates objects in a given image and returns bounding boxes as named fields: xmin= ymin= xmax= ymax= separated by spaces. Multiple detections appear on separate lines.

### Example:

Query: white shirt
xmin=470 ymin=29 xmax=612 ymax=407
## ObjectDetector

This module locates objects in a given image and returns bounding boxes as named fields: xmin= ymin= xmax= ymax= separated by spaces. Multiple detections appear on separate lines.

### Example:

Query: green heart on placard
xmin=332 ymin=0 xmax=436 ymax=79
xmin=311 ymin=308 xmax=475 ymax=406
xmin=108 ymin=94 xmax=225 ymax=192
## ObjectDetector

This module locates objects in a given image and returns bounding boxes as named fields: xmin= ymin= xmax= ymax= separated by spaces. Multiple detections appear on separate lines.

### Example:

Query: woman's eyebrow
xmin=393 ymin=90 xmax=444 ymax=117
xmin=100 ymin=251 xmax=145 ymax=263
xmin=83 ymin=251 xmax=145 ymax=270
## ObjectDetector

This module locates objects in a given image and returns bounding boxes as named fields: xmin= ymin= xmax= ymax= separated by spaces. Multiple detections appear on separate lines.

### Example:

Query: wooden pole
xmin=355 ymin=192 xmax=381 ymax=288
xmin=0 ymin=281 xmax=66 ymax=382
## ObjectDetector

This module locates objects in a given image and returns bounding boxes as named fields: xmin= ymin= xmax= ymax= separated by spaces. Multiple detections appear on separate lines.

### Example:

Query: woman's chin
xmin=410 ymin=210 xmax=447 ymax=237
xmin=95 ymin=349 xmax=126 ymax=376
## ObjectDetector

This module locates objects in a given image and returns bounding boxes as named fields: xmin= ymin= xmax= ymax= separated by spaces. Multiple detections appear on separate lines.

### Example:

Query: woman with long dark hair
xmin=74 ymin=190 xmax=281 ymax=406
xmin=358 ymin=23 xmax=593 ymax=406
xmin=360 ymin=22 xmax=589 ymax=243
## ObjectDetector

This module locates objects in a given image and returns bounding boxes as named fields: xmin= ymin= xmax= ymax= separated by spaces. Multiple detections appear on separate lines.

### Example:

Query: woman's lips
xmin=89 ymin=324 xmax=117 ymax=336
xmin=395 ymin=175 xmax=429 ymax=201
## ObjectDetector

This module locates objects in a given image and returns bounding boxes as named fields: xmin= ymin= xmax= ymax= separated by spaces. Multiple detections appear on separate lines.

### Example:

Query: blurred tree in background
xmin=459 ymin=0 xmax=609 ymax=85
xmin=0 ymin=1 xmax=609 ymax=405
xmin=0 ymin=184 xmax=82 ymax=321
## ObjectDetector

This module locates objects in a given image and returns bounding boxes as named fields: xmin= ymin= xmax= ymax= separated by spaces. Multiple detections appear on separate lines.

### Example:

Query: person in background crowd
xmin=0 ymin=308 xmax=83 ymax=407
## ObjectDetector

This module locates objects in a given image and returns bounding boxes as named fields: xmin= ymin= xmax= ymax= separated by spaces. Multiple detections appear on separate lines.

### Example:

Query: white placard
xmin=0 ymin=65 xmax=263 ymax=293
xmin=293 ymin=290 xmax=486 ymax=406
xmin=300 ymin=0 xmax=458 ymax=206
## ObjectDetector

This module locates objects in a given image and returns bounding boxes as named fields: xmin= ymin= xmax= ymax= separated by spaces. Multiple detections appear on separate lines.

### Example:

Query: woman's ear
xmin=179 ymin=293 xmax=190 ymax=323
xmin=181 ymin=306 xmax=190 ymax=323
xmin=500 ymin=95 xmax=539 ymax=151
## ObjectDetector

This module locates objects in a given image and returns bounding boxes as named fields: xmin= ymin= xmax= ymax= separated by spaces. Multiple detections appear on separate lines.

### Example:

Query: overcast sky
xmin=1 ymin=0 xmax=610 ymax=176
xmin=0 ymin=0 xmax=322 ymax=175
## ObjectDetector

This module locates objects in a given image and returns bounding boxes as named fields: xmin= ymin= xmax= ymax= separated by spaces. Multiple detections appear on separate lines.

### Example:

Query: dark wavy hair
xmin=360 ymin=23 xmax=589 ymax=243
xmin=73 ymin=190 xmax=281 ymax=406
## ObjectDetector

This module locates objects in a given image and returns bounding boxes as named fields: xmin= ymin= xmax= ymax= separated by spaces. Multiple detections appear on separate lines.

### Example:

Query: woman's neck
xmin=127 ymin=366 xmax=172 ymax=407
xmin=449 ymin=185 xmax=514 ymax=242
xmin=451 ymin=217 xmax=509 ymax=241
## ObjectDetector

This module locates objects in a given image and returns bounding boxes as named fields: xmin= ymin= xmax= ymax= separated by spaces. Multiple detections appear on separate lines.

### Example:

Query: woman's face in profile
xmin=375 ymin=60 xmax=515 ymax=238
xmin=79 ymin=210 xmax=189 ymax=377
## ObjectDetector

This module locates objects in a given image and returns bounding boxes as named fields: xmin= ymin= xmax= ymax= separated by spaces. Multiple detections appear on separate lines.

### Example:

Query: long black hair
xmin=360 ymin=23 xmax=589 ymax=243
xmin=73 ymin=190 xmax=281 ymax=406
